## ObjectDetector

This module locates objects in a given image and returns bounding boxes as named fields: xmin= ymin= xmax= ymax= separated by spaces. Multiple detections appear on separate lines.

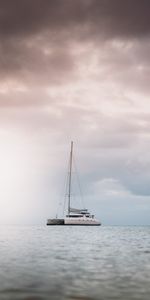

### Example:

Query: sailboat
xmin=47 ymin=141 xmax=101 ymax=226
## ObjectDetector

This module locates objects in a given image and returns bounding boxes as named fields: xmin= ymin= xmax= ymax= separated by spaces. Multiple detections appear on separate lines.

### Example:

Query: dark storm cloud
xmin=0 ymin=0 xmax=150 ymax=38
xmin=0 ymin=0 xmax=150 ymax=83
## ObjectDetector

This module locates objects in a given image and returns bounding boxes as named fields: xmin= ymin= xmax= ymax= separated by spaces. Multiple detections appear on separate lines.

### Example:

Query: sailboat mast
xmin=68 ymin=141 xmax=73 ymax=215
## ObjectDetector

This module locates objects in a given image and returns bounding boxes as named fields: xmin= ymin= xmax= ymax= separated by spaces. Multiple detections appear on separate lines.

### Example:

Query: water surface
xmin=0 ymin=226 xmax=150 ymax=300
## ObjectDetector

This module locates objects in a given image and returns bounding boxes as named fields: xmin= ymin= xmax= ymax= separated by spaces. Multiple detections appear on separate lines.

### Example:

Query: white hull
xmin=64 ymin=217 xmax=101 ymax=226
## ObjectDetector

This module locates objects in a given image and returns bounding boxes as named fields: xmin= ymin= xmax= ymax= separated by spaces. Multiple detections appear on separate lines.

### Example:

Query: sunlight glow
xmin=0 ymin=132 xmax=32 ymax=223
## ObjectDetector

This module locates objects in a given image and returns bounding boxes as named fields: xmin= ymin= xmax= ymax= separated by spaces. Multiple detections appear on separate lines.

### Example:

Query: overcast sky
xmin=0 ymin=0 xmax=150 ymax=225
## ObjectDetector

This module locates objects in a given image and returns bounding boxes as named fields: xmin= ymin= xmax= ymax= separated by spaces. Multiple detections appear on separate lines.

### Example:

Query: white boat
xmin=64 ymin=141 xmax=101 ymax=226
xmin=47 ymin=141 xmax=101 ymax=226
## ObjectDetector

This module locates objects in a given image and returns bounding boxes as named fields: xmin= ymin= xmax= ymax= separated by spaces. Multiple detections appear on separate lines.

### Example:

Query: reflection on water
xmin=0 ymin=225 xmax=150 ymax=300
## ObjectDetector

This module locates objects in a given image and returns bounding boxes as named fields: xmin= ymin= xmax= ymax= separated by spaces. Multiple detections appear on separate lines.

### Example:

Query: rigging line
xmin=62 ymin=172 xmax=69 ymax=217
xmin=72 ymin=153 xmax=86 ymax=209
xmin=56 ymin=158 xmax=70 ymax=218
xmin=62 ymin=156 xmax=71 ymax=217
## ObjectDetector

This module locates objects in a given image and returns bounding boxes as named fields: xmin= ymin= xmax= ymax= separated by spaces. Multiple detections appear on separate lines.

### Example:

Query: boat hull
xmin=64 ymin=218 xmax=101 ymax=226
xmin=47 ymin=218 xmax=101 ymax=225
xmin=47 ymin=219 xmax=64 ymax=225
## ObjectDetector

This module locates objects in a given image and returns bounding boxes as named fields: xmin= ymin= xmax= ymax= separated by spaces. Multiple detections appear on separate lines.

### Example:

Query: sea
xmin=0 ymin=225 xmax=150 ymax=300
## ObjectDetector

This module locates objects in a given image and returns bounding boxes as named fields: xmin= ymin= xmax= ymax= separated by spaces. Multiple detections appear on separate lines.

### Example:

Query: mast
xmin=68 ymin=141 xmax=73 ymax=215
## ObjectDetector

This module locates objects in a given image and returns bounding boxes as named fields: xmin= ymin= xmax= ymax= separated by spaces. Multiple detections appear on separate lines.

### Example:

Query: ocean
xmin=0 ymin=225 xmax=150 ymax=300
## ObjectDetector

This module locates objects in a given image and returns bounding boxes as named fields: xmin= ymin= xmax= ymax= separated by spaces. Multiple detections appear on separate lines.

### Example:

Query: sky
xmin=0 ymin=0 xmax=150 ymax=225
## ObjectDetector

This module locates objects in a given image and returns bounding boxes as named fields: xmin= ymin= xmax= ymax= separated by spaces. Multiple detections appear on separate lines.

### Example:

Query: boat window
xmin=66 ymin=215 xmax=83 ymax=218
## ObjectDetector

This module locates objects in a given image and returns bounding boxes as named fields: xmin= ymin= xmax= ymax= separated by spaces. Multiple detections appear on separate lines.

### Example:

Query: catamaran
xmin=47 ymin=141 xmax=101 ymax=226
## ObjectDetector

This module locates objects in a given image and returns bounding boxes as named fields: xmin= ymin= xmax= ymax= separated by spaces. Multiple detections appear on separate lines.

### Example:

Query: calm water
xmin=0 ymin=226 xmax=150 ymax=300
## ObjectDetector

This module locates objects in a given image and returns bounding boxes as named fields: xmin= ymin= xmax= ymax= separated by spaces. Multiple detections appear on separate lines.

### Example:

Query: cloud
xmin=1 ymin=0 xmax=150 ymax=39
xmin=0 ymin=0 xmax=150 ymax=85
